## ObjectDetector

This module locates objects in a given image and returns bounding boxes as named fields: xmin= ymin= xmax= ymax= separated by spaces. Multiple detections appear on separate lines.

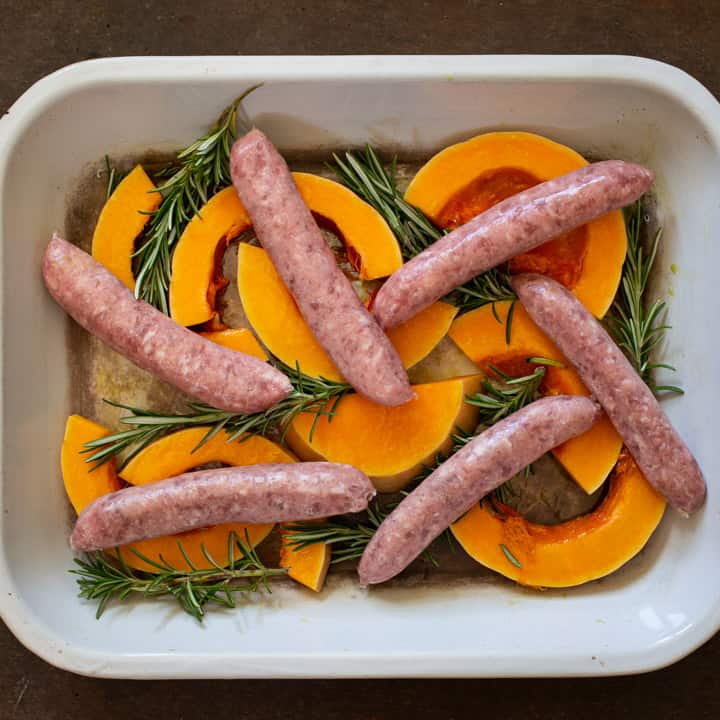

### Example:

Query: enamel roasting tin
xmin=0 ymin=55 xmax=718 ymax=678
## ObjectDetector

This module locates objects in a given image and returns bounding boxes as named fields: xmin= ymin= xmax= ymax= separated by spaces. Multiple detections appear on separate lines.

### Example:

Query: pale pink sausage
xmin=512 ymin=273 xmax=705 ymax=515
xmin=230 ymin=129 xmax=413 ymax=407
xmin=358 ymin=396 xmax=601 ymax=585
xmin=42 ymin=235 xmax=291 ymax=413
xmin=374 ymin=160 xmax=655 ymax=328
xmin=71 ymin=462 xmax=376 ymax=551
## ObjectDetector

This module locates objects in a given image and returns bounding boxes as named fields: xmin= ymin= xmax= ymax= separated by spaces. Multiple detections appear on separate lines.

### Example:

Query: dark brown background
xmin=1 ymin=0 xmax=718 ymax=717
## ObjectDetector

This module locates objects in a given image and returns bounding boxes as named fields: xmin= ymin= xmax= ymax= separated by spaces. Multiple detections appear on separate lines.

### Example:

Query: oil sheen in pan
xmin=62 ymin=151 xmax=648 ymax=589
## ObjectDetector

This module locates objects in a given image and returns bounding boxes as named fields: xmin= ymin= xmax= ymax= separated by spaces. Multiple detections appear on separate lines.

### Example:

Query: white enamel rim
xmin=0 ymin=55 xmax=719 ymax=678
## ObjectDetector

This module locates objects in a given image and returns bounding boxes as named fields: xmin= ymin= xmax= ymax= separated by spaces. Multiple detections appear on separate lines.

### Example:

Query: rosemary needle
xmin=283 ymin=501 xmax=391 ymax=565
xmin=499 ymin=543 xmax=523 ymax=569
xmin=103 ymin=155 xmax=126 ymax=200
xmin=283 ymin=498 xmax=440 ymax=567
xmin=465 ymin=363 xmax=547 ymax=429
xmin=330 ymin=147 xmax=442 ymax=258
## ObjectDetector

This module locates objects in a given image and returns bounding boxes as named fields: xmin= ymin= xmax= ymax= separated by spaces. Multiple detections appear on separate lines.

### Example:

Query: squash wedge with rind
xmin=169 ymin=173 xmax=403 ymax=327
xmin=451 ymin=453 xmax=666 ymax=588
xmin=449 ymin=301 xmax=622 ymax=494
xmin=286 ymin=375 xmax=483 ymax=492
xmin=91 ymin=164 xmax=161 ymax=290
xmin=61 ymin=415 xmax=124 ymax=515
xmin=66 ymin=425 xmax=292 ymax=573
xmin=280 ymin=527 xmax=331 ymax=592
xmin=405 ymin=131 xmax=627 ymax=318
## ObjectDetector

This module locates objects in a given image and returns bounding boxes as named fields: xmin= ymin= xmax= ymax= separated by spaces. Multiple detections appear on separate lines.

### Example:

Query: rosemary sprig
xmin=330 ymin=146 xmax=443 ymax=258
xmin=71 ymin=531 xmax=286 ymax=622
xmin=465 ymin=360 xmax=550 ymax=428
xmin=82 ymin=361 xmax=351 ymax=469
xmin=283 ymin=501 xmax=390 ymax=565
xmin=133 ymin=85 xmax=260 ymax=313
xmin=283 ymin=497 xmax=440 ymax=567
xmin=448 ymin=268 xmax=517 ymax=316
xmin=283 ymin=362 xmax=552 ymax=564
xmin=607 ymin=201 xmax=681 ymax=394
xmin=329 ymin=145 xmax=517 ymax=313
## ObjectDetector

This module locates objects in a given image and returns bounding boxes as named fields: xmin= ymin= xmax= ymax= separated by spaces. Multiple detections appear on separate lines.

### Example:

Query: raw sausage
xmin=512 ymin=273 xmax=706 ymax=515
xmin=71 ymin=462 xmax=375 ymax=551
xmin=230 ymin=129 xmax=413 ymax=407
xmin=357 ymin=395 xmax=600 ymax=584
xmin=42 ymin=234 xmax=292 ymax=414
xmin=373 ymin=160 xmax=655 ymax=329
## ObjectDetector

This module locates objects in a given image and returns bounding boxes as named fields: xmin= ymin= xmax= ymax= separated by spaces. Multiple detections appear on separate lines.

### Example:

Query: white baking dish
xmin=0 ymin=55 xmax=718 ymax=679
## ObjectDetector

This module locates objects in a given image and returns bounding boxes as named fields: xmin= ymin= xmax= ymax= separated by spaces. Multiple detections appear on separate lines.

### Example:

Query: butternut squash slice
xmin=405 ymin=131 xmax=627 ymax=317
xmin=169 ymin=174 xmax=403 ymax=327
xmin=449 ymin=301 xmax=622 ymax=494
xmin=117 ymin=427 xmax=292 ymax=572
xmin=238 ymin=243 xmax=458 ymax=380
xmin=286 ymin=375 xmax=483 ymax=492
xmin=280 ymin=526 xmax=331 ymax=592
xmin=91 ymin=165 xmax=161 ymax=290
xmin=199 ymin=327 xmax=267 ymax=360
xmin=291 ymin=172 xmax=403 ymax=279
xmin=451 ymin=453 xmax=666 ymax=588
xmin=119 ymin=426 xmax=294 ymax=486
xmin=169 ymin=186 xmax=252 ymax=327
xmin=61 ymin=415 xmax=124 ymax=514
xmin=62 ymin=425 xmax=292 ymax=573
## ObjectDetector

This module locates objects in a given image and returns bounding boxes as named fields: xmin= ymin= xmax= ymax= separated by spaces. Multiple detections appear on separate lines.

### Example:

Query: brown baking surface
xmin=1 ymin=0 xmax=719 ymax=714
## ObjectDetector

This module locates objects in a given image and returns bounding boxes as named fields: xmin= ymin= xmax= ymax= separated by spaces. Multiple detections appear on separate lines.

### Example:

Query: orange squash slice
xmin=119 ymin=426 xmax=293 ymax=486
xmin=451 ymin=453 xmax=666 ymax=587
xmin=169 ymin=174 xmax=403 ymax=327
xmin=61 ymin=415 xmax=124 ymax=514
xmin=291 ymin=172 xmax=402 ymax=279
xmin=280 ymin=526 xmax=332 ymax=592
xmin=91 ymin=165 xmax=161 ymax=290
xmin=199 ymin=327 xmax=267 ymax=360
xmin=286 ymin=375 xmax=483 ymax=492
xmin=449 ymin=301 xmax=622 ymax=494
xmin=237 ymin=243 xmax=457 ymax=380
xmin=169 ymin=186 xmax=251 ymax=327
xmin=405 ymin=131 xmax=627 ymax=317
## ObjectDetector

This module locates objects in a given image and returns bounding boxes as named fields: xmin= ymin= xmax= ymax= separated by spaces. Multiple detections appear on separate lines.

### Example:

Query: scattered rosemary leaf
xmin=103 ymin=155 xmax=126 ymax=200
xmin=499 ymin=543 xmax=522 ymax=569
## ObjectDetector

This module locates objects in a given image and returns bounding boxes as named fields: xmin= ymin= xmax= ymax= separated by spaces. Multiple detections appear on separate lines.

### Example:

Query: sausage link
xmin=374 ymin=160 xmax=655 ymax=329
xmin=71 ymin=462 xmax=375 ymax=551
xmin=512 ymin=273 xmax=706 ymax=515
xmin=357 ymin=395 xmax=600 ymax=584
xmin=43 ymin=235 xmax=292 ymax=413
xmin=230 ymin=129 xmax=413 ymax=407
